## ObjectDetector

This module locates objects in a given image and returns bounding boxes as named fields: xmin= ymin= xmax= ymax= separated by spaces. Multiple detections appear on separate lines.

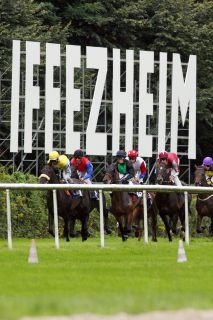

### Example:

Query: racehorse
xmin=39 ymin=164 xmax=86 ymax=241
xmin=68 ymin=170 xmax=111 ymax=237
xmin=194 ymin=165 xmax=213 ymax=235
xmin=155 ymin=161 xmax=187 ymax=241
xmin=103 ymin=163 xmax=136 ymax=241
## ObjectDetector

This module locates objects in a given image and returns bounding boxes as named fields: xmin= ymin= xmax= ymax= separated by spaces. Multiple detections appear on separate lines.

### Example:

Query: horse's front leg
xmin=209 ymin=217 xmax=213 ymax=236
xmin=48 ymin=210 xmax=55 ymax=237
xmin=63 ymin=216 xmax=70 ymax=242
xmin=81 ymin=214 xmax=89 ymax=242
xmin=124 ymin=208 xmax=133 ymax=240
xmin=160 ymin=212 xmax=172 ymax=241
xmin=117 ymin=217 xmax=126 ymax=241
xmin=170 ymin=213 xmax=179 ymax=235
xmin=196 ymin=214 xmax=204 ymax=233
xmin=70 ymin=216 xmax=77 ymax=237
xmin=150 ymin=207 xmax=158 ymax=242
xmin=132 ymin=206 xmax=142 ymax=239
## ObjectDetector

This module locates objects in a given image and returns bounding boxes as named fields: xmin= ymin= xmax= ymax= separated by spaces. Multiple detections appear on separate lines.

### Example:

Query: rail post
xmin=184 ymin=191 xmax=189 ymax=245
xmin=99 ymin=189 xmax=105 ymax=248
xmin=143 ymin=190 xmax=148 ymax=244
xmin=53 ymin=189 xmax=59 ymax=249
xmin=6 ymin=189 xmax=12 ymax=250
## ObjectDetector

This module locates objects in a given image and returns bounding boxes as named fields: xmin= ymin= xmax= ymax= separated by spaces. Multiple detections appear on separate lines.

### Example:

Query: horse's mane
xmin=105 ymin=162 xmax=116 ymax=174
xmin=40 ymin=164 xmax=59 ymax=183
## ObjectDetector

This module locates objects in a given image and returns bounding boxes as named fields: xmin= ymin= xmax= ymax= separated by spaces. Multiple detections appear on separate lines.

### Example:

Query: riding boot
xmin=147 ymin=194 xmax=152 ymax=210
xmin=72 ymin=190 xmax=82 ymax=199
xmin=90 ymin=191 xmax=99 ymax=200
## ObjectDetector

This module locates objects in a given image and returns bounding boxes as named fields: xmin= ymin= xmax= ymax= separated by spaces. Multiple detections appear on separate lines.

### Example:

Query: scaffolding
xmin=0 ymin=50 xmax=191 ymax=183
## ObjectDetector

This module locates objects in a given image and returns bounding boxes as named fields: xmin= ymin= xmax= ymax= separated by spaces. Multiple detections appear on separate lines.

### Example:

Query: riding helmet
xmin=203 ymin=156 xmax=213 ymax=166
xmin=116 ymin=150 xmax=127 ymax=159
xmin=74 ymin=149 xmax=84 ymax=158
xmin=57 ymin=155 xmax=69 ymax=169
xmin=159 ymin=151 xmax=169 ymax=159
xmin=128 ymin=150 xmax=138 ymax=158
xmin=48 ymin=151 xmax=59 ymax=162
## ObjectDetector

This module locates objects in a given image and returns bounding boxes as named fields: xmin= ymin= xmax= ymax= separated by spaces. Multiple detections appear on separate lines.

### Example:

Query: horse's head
xmin=155 ymin=162 xmax=170 ymax=185
xmin=194 ymin=165 xmax=207 ymax=187
xmin=39 ymin=164 xmax=59 ymax=184
xmin=103 ymin=163 xmax=119 ymax=184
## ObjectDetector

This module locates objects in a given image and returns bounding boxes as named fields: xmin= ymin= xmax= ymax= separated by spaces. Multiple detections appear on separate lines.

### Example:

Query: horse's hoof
xmin=82 ymin=237 xmax=88 ymax=242
xmin=135 ymin=231 xmax=139 ymax=238
xmin=152 ymin=238 xmax=158 ymax=242
xmin=122 ymin=235 xmax=128 ymax=241
xmin=66 ymin=238 xmax=70 ymax=242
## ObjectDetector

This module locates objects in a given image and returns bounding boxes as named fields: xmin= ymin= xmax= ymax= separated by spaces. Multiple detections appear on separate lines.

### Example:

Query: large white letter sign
xmin=10 ymin=40 xmax=21 ymax=152
xmin=45 ymin=43 xmax=61 ymax=153
xmin=138 ymin=51 xmax=154 ymax=157
xmin=112 ymin=49 xmax=134 ymax=155
xmin=86 ymin=46 xmax=107 ymax=155
xmin=171 ymin=54 xmax=196 ymax=159
xmin=158 ymin=52 xmax=167 ymax=153
xmin=24 ymin=41 xmax=40 ymax=153
xmin=66 ymin=45 xmax=81 ymax=154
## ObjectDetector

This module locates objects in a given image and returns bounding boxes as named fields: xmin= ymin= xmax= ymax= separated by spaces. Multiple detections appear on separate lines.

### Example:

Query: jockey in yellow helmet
xmin=48 ymin=151 xmax=60 ymax=168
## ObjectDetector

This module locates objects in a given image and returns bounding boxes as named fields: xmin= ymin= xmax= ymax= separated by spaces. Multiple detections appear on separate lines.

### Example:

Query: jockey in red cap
xmin=157 ymin=151 xmax=182 ymax=186
xmin=70 ymin=149 xmax=99 ymax=200
xmin=127 ymin=150 xmax=146 ymax=184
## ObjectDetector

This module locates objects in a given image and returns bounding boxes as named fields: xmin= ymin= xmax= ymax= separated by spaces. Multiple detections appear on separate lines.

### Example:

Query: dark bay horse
xmin=155 ymin=162 xmax=188 ymax=241
xmin=39 ymin=164 xmax=86 ymax=241
xmin=194 ymin=165 xmax=213 ymax=235
xmin=69 ymin=169 xmax=111 ymax=237
xmin=69 ymin=186 xmax=111 ymax=237
xmin=103 ymin=163 xmax=136 ymax=241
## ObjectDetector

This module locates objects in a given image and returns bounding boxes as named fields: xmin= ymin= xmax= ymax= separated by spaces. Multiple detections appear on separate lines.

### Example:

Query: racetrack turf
xmin=0 ymin=237 xmax=212 ymax=320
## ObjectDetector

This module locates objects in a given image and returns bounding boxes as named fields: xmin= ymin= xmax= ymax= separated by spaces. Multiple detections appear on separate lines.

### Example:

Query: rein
xmin=197 ymin=194 xmax=213 ymax=202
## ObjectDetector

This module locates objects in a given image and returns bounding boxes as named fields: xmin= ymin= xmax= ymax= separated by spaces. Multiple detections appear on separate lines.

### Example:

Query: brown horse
xmin=39 ymin=164 xmax=88 ymax=241
xmin=155 ymin=162 xmax=188 ymax=241
xmin=132 ymin=192 xmax=158 ymax=241
xmin=103 ymin=163 xmax=136 ymax=241
xmin=194 ymin=165 xmax=213 ymax=235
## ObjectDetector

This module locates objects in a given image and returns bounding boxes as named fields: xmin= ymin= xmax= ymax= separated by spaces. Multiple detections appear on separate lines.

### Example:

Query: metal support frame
xmin=0 ymin=51 xmax=191 ymax=182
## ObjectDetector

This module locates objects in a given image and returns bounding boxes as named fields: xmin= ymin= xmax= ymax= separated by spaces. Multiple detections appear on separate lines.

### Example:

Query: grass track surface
xmin=0 ymin=237 xmax=213 ymax=320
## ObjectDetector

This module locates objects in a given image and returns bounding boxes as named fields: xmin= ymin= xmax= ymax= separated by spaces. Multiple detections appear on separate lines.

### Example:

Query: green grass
xmin=0 ymin=237 xmax=213 ymax=320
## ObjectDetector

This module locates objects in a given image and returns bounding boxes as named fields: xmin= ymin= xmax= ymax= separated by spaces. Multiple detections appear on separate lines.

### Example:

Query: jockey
xmin=70 ymin=149 xmax=99 ymax=200
xmin=157 ymin=150 xmax=182 ymax=186
xmin=115 ymin=150 xmax=135 ymax=184
xmin=127 ymin=150 xmax=146 ymax=184
xmin=127 ymin=149 xmax=152 ymax=206
xmin=47 ymin=151 xmax=60 ymax=169
xmin=202 ymin=157 xmax=213 ymax=186
xmin=56 ymin=154 xmax=82 ymax=198
xmin=56 ymin=154 xmax=71 ymax=182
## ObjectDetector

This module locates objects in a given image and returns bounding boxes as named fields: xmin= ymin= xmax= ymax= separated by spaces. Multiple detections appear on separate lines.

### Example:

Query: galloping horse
xmin=39 ymin=164 xmax=84 ymax=241
xmin=194 ymin=165 xmax=213 ymax=235
xmin=155 ymin=162 xmax=187 ymax=241
xmin=103 ymin=163 xmax=136 ymax=241
xmin=69 ymin=169 xmax=111 ymax=237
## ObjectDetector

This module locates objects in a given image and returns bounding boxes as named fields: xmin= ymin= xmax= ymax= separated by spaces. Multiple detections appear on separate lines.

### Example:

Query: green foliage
xmin=0 ymin=165 xmax=48 ymax=238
